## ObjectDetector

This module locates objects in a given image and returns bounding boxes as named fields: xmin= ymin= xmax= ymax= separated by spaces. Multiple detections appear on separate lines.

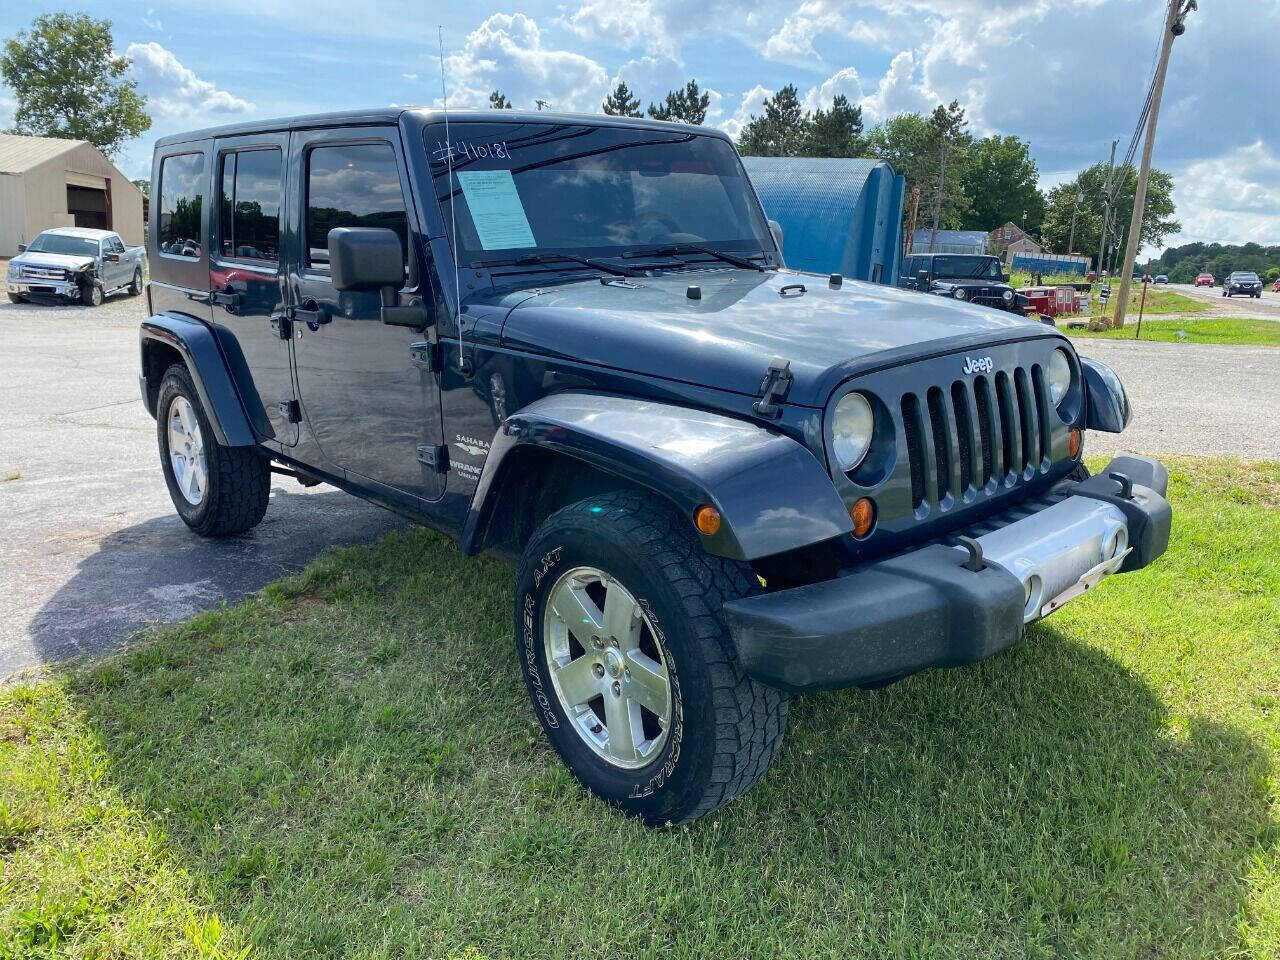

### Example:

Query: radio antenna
xmin=437 ymin=25 xmax=468 ymax=375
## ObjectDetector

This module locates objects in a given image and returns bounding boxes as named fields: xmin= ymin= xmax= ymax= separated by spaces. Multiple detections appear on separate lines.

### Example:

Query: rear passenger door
xmin=285 ymin=126 xmax=445 ymax=503
xmin=210 ymin=133 xmax=297 ymax=447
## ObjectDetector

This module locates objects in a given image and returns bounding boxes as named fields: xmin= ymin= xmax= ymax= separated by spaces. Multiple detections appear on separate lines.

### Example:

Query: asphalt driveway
xmin=1 ymin=294 xmax=1278 ymax=675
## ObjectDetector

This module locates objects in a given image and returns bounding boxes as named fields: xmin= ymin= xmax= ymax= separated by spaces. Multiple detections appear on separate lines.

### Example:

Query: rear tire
xmin=128 ymin=268 xmax=143 ymax=296
xmin=515 ymin=490 xmax=786 ymax=826
xmin=156 ymin=364 xmax=270 ymax=536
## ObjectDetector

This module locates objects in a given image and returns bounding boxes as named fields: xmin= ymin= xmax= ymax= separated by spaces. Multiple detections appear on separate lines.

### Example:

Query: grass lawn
xmin=1066 ymin=315 xmax=1280 ymax=347
xmin=3 ymin=456 xmax=1279 ymax=959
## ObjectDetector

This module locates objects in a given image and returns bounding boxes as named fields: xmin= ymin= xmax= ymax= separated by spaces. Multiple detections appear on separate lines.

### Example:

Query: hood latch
xmin=753 ymin=357 xmax=793 ymax=420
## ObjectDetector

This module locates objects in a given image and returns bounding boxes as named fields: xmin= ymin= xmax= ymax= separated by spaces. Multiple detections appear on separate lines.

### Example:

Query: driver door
xmin=286 ymin=127 xmax=445 ymax=504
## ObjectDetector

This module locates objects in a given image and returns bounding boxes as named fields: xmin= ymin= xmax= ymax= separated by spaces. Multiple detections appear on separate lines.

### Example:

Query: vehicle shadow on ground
xmin=21 ymin=486 xmax=405 ymax=669
xmin=36 ymin=519 xmax=1275 ymax=956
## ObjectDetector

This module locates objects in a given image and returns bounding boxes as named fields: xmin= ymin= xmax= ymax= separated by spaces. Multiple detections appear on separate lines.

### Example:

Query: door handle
xmin=290 ymin=301 xmax=330 ymax=331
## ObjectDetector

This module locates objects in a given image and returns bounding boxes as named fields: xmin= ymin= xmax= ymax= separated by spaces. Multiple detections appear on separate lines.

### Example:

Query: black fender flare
xmin=139 ymin=313 xmax=258 ymax=447
xmin=460 ymin=393 xmax=853 ymax=562
xmin=1079 ymin=356 xmax=1132 ymax=434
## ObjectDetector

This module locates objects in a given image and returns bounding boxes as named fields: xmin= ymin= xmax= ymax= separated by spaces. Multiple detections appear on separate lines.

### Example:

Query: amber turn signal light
xmin=694 ymin=504 xmax=722 ymax=536
xmin=850 ymin=497 xmax=876 ymax=538
xmin=1069 ymin=427 xmax=1082 ymax=460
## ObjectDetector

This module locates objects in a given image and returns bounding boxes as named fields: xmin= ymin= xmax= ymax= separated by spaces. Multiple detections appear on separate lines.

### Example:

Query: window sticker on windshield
xmin=456 ymin=170 xmax=535 ymax=250
xmin=432 ymin=139 xmax=511 ymax=163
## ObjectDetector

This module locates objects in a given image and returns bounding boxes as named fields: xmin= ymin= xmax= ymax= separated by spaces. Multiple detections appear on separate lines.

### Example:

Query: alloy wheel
xmin=167 ymin=395 xmax=207 ymax=505
xmin=543 ymin=566 xmax=673 ymax=769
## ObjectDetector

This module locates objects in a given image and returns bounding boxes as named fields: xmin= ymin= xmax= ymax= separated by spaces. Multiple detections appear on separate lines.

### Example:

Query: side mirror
xmin=767 ymin=219 xmax=784 ymax=253
xmin=327 ymin=226 xmax=428 ymax=329
xmin=917 ymin=269 xmax=929 ymax=291
xmin=328 ymin=227 xmax=404 ymax=292
xmin=16 ymin=243 xmax=26 ymax=253
xmin=106 ymin=253 xmax=120 ymax=263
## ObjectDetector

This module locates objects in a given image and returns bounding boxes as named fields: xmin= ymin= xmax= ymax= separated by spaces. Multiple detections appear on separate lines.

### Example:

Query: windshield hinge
xmin=752 ymin=357 xmax=792 ymax=420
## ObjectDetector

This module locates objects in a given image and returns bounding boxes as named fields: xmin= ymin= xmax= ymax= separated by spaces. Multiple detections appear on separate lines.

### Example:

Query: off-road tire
xmin=156 ymin=364 xmax=270 ymax=536
xmin=515 ymin=490 xmax=787 ymax=826
xmin=128 ymin=268 xmax=143 ymax=296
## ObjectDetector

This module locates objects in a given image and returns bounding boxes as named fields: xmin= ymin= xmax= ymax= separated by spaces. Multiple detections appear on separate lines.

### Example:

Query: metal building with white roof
xmin=0 ymin=134 xmax=145 ymax=256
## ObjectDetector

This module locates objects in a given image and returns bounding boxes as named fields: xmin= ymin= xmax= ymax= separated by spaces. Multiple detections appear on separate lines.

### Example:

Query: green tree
xmin=601 ymin=81 xmax=642 ymax=117
xmin=867 ymin=103 xmax=972 ymax=230
xmin=0 ymin=12 xmax=150 ymax=159
xmin=963 ymin=135 xmax=1045 ymax=233
xmin=488 ymin=90 xmax=513 ymax=109
xmin=1041 ymin=164 xmax=1180 ymax=258
xmin=647 ymin=79 xmax=711 ymax=125
xmin=798 ymin=94 xmax=863 ymax=158
xmin=736 ymin=85 xmax=809 ymax=157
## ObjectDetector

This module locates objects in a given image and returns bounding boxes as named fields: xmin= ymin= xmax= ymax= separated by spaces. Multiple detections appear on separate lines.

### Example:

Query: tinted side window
xmin=159 ymin=153 xmax=205 ymax=258
xmin=306 ymin=143 xmax=407 ymax=268
xmin=107 ymin=236 xmax=125 ymax=253
xmin=219 ymin=149 xmax=282 ymax=264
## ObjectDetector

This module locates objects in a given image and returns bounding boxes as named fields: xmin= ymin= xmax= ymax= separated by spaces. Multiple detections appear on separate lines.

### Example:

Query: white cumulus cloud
xmin=125 ymin=42 xmax=253 ymax=120
xmin=441 ymin=13 xmax=610 ymax=113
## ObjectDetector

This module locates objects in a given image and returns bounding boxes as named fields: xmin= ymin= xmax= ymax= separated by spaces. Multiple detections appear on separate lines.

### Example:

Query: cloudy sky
xmin=2 ymin=0 xmax=1275 ymax=253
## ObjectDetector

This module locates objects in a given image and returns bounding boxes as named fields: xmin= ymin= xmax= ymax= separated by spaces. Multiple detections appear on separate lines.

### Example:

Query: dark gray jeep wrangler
xmin=139 ymin=109 xmax=1171 ymax=825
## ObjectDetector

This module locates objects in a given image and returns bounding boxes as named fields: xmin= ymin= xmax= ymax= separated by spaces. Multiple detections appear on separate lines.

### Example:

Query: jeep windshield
xmin=25 ymin=232 xmax=99 ymax=255
xmin=424 ymin=121 xmax=772 ymax=270
xmin=931 ymin=256 xmax=1003 ymax=280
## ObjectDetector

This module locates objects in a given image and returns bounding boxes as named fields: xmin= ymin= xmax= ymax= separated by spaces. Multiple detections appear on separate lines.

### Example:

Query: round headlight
xmin=1002 ymin=289 xmax=1015 ymax=302
xmin=831 ymin=392 xmax=874 ymax=472
xmin=952 ymin=288 xmax=967 ymax=300
xmin=1047 ymin=348 xmax=1072 ymax=405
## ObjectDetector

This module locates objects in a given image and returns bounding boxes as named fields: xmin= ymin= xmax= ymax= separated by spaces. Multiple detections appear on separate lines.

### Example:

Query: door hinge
xmin=277 ymin=399 xmax=301 ymax=424
xmin=270 ymin=312 xmax=293 ymax=340
xmin=409 ymin=340 xmax=438 ymax=372
xmin=416 ymin=443 xmax=449 ymax=473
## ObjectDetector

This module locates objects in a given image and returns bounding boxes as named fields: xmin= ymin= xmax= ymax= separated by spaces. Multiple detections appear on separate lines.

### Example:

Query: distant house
xmin=989 ymin=222 xmax=1043 ymax=263
xmin=910 ymin=229 xmax=988 ymax=256
xmin=742 ymin=157 xmax=905 ymax=284
xmin=0 ymin=134 xmax=145 ymax=257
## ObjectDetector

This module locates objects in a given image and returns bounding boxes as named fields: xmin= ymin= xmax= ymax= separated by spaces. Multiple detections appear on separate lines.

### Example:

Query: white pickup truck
xmin=5 ymin=227 xmax=145 ymax=306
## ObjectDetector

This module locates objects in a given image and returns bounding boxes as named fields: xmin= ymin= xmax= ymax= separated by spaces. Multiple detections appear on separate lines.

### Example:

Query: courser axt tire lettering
xmin=514 ymin=490 xmax=787 ymax=825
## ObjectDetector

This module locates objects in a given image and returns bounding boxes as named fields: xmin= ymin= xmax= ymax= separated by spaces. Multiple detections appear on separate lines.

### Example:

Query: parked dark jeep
xmin=139 ymin=109 xmax=1171 ymax=825
xmin=900 ymin=252 xmax=1029 ymax=313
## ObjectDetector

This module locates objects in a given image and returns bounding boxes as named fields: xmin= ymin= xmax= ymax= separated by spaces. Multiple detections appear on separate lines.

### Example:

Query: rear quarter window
xmin=158 ymin=153 xmax=206 ymax=259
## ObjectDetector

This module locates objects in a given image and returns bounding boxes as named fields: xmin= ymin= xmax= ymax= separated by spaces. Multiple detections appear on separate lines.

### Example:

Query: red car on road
xmin=1274 ymin=278 xmax=1280 ymax=293
xmin=1195 ymin=273 xmax=1214 ymax=287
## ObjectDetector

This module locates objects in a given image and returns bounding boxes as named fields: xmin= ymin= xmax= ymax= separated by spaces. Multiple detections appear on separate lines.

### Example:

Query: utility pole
xmin=1067 ymin=189 xmax=1084 ymax=255
xmin=1096 ymin=138 xmax=1119 ymax=281
xmin=929 ymin=140 xmax=949 ymax=253
xmin=1114 ymin=0 xmax=1195 ymax=327
xmin=904 ymin=185 xmax=921 ymax=256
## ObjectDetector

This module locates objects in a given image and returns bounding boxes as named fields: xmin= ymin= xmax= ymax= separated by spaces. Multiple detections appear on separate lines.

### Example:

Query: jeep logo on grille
xmin=962 ymin=356 xmax=994 ymax=375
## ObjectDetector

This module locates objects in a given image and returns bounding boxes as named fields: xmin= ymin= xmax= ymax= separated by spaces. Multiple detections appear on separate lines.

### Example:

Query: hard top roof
xmin=154 ymin=107 xmax=723 ymax=148
xmin=35 ymin=226 xmax=116 ymax=240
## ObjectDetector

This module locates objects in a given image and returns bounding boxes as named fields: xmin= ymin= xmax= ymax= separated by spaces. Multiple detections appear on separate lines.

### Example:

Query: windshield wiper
xmin=623 ymin=244 xmax=766 ymax=272
xmin=473 ymin=252 xmax=637 ymax=277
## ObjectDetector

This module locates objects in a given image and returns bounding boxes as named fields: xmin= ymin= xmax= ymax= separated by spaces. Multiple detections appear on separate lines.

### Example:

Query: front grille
xmin=971 ymin=294 xmax=1006 ymax=310
xmin=901 ymin=364 xmax=1052 ymax=511
xmin=20 ymin=265 xmax=67 ymax=281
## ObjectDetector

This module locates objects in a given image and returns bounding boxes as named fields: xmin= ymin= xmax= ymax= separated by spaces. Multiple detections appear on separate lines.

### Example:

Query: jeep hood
xmin=11 ymin=251 xmax=94 ymax=271
xmin=497 ymin=270 xmax=1048 ymax=407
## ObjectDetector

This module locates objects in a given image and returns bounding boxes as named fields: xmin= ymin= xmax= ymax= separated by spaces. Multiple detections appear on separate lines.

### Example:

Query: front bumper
xmin=6 ymin=277 xmax=80 ymax=298
xmin=722 ymin=455 xmax=1172 ymax=692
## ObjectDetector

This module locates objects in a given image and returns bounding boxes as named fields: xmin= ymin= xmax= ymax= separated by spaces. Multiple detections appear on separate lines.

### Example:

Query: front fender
xmin=1080 ymin=356 xmax=1132 ymax=433
xmin=461 ymin=393 xmax=853 ymax=561
xmin=140 ymin=313 xmax=257 ymax=446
